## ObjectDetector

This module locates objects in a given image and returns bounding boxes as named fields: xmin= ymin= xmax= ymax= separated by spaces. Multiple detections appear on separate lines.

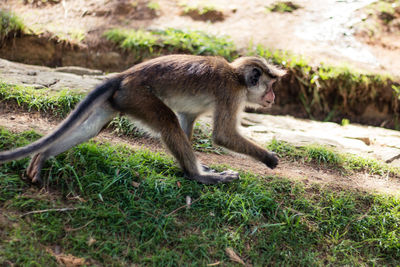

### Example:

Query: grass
xmin=23 ymin=0 xmax=61 ymax=6
xmin=374 ymin=0 xmax=399 ymax=24
xmin=108 ymin=115 xmax=147 ymax=138
xmin=192 ymin=122 xmax=225 ymax=155
xmin=356 ymin=0 xmax=400 ymax=38
xmin=266 ymin=1 xmax=301 ymax=13
xmin=179 ymin=1 xmax=224 ymax=21
xmin=147 ymin=1 xmax=161 ymax=11
xmin=0 ymin=81 xmax=83 ymax=117
xmin=182 ymin=4 xmax=218 ymax=16
xmin=267 ymin=139 xmax=399 ymax=177
xmin=104 ymin=28 xmax=237 ymax=61
xmin=55 ymin=29 xmax=86 ymax=44
xmin=0 ymin=128 xmax=399 ymax=265
xmin=0 ymin=10 xmax=25 ymax=44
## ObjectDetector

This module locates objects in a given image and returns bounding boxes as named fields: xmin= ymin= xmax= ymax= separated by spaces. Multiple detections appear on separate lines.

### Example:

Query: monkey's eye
xmin=249 ymin=68 xmax=261 ymax=86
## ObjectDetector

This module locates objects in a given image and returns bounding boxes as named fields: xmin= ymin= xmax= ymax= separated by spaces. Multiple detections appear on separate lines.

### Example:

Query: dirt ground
xmin=2 ymin=0 xmax=400 ymax=75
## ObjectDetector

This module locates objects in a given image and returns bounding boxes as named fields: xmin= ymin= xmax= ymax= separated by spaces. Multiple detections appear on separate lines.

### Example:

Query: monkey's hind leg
xmin=26 ymin=153 xmax=48 ymax=184
xmin=26 ymin=104 xmax=117 ymax=183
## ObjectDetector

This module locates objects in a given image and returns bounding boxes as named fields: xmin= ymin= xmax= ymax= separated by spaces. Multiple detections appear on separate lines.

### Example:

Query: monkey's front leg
xmin=213 ymin=103 xmax=278 ymax=169
xmin=213 ymin=130 xmax=278 ymax=169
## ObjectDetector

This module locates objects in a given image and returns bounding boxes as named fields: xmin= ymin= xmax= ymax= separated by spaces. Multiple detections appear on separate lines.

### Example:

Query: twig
xmin=65 ymin=219 xmax=94 ymax=232
xmin=20 ymin=207 xmax=80 ymax=217
xmin=285 ymin=206 xmax=304 ymax=216
xmin=165 ymin=197 xmax=202 ymax=217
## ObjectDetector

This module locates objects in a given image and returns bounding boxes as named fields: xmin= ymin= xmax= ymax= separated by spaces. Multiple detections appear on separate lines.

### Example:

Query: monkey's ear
xmin=247 ymin=67 xmax=262 ymax=87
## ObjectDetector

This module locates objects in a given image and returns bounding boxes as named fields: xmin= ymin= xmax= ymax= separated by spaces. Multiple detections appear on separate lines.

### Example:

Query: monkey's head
xmin=232 ymin=57 xmax=286 ymax=108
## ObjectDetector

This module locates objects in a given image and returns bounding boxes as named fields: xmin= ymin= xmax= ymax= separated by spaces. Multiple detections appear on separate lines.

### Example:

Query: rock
xmin=239 ymin=113 xmax=400 ymax=166
xmin=55 ymin=66 xmax=103 ymax=76
xmin=0 ymin=58 xmax=109 ymax=93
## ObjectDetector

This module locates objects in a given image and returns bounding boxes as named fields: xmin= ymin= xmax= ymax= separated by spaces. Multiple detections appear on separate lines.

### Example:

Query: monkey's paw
xmin=191 ymin=168 xmax=240 ymax=185
xmin=263 ymin=152 xmax=279 ymax=169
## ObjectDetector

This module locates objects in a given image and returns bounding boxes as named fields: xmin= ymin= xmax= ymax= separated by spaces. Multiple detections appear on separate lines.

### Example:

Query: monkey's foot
xmin=263 ymin=152 xmax=279 ymax=169
xmin=26 ymin=154 xmax=45 ymax=184
xmin=191 ymin=167 xmax=239 ymax=185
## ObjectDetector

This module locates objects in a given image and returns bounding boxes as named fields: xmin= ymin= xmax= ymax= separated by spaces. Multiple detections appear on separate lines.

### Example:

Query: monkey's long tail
xmin=0 ymin=76 xmax=122 ymax=163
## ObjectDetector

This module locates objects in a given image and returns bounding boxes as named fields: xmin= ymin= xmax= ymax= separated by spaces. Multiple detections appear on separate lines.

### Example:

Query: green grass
xmin=373 ymin=0 xmax=399 ymax=24
xmin=179 ymin=1 xmax=222 ymax=16
xmin=104 ymin=28 xmax=237 ymax=61
xmin=267 ymin=139 xmax=399 ymax=177
xmin=355 ymin=0 xmax=400 ymax=42
xmin=0 ymin=10 xmax=25 ymax=44
xmin=147 ymin=1 xmax=161 ymax=11
xmin=0 ymin=81 xmax=83 ymax=117
xmin=0 ymin=128 xmax=399 ymax=265
xmin=192 ymin=122 xmax=225 ymax=155
xmin=108 ymin=115 xmax=147 ymax=138
xmin=54 ymin=29 xmax=86 ymax=44
xmin=266 ymin=1 xmax=301 ymax=13
xmin=182 ymin=5 xmax=218 ymax=15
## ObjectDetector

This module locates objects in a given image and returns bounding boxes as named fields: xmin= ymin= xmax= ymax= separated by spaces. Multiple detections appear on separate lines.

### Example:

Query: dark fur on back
xmin=122 ymin=55 xmax=241 ymax=97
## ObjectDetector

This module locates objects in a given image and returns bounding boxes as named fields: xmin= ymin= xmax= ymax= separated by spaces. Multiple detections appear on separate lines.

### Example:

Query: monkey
xmin=0 ymin=54 xmax=286 ymax=185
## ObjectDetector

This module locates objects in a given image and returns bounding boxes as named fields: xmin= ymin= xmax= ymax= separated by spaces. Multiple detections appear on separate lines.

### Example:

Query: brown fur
xmin=0 ymin=54 xmax=285 ymax=185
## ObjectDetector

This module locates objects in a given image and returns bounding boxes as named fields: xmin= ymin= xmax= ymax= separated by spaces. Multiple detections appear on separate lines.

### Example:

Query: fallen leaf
xmin=67 ymin=195 xmax=86 ymax=202
xmin=225 ymin=247 xmax=245 ymax=266
xmin=58 ymin=255 xmax=85 ymax=267
xmin=207 ymin=261 xmax=221 ymax=266
xmin=132 ymin=181 xmax=140 ymax=188
xmin=88 ymin=237 xmax=96 ymax=246
xmin=186 ymin=195 xmax=192 ymax=208
xmin=46 ymin=248 xmax=85 ymax=267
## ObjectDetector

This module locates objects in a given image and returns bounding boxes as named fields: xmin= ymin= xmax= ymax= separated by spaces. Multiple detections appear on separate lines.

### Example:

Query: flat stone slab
xmin=241 ymin=114 xmax=400 ymax=166
xmin=0 ymin=58 xmax=108 ymax=93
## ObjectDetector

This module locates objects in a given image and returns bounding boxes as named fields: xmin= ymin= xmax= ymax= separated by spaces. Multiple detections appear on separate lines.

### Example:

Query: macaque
xmin=0 ymin=55 xmax=285 ymax=184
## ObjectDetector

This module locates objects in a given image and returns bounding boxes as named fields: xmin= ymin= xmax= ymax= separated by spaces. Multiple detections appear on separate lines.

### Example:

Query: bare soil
xmin=1 ymin=107 xmax=400 ymax=195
